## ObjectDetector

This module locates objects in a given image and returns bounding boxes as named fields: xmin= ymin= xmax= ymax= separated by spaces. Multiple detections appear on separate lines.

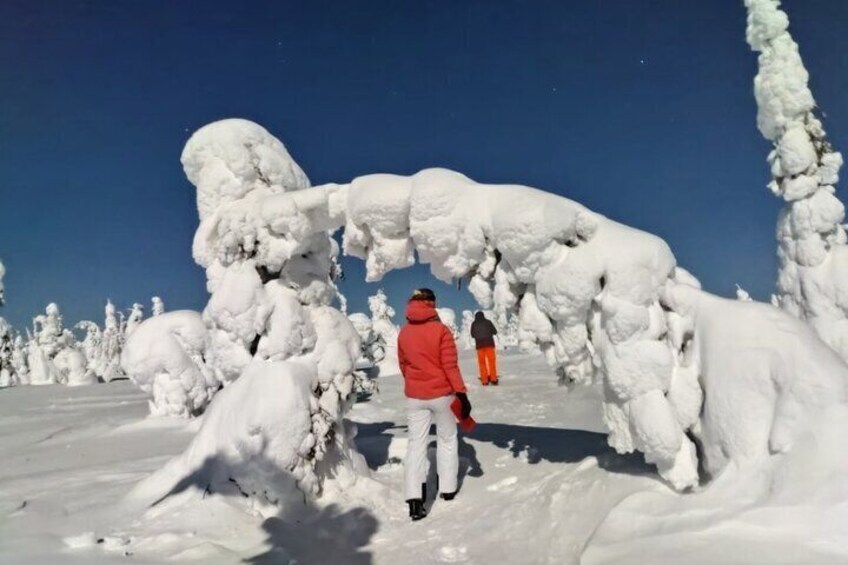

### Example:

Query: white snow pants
xmin=405 ymin=395 xmax=458 ymax=500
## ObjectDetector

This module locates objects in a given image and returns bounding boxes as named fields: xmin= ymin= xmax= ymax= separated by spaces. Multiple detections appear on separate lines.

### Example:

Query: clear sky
xmin=2 ymin=0 xmax=848 ymax=329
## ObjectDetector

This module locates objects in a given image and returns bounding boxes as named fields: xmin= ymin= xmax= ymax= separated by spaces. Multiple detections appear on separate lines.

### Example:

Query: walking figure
xmin=397 ymin=288 xmax=472 ymax=521
xmin=470 ymin=311 xmax=499 ymax=385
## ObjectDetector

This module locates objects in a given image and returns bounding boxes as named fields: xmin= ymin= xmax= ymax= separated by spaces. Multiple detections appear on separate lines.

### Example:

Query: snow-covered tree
xmin=128 ymin=119 xmax=365 ymax=505
xmin=735 ymin=284 xmax=753 ymax=301
xmin=0 ymin=318 xmax=14 ymax=387
xmin=348 ymin=312 xmax=383 ymax=370
xmin=152 ymin=296 xmax=165 ymax=317
xmin=27 ymin=303 xmax=68 ymax=385
xmin=746 ymin=0 xmax=848 ymax=361
xmin=436 ymin=307 xmax=458 ymax=338
xmin=122 ymin=311 xmax=214 ymax=417
xmin=10 ymin=335 xmax=28 ymax=385
xmin=99 ymin=300 xmax=124 ymax=382
xmin=125 ymin=303 xmax=144 ymax=337
xmin=0 ymin=260 xmax=13 ymax=387
xmin=459 ymin=310 xmax=475 ymax=350
xmin=27 ymin=303 xmax=94 ymax=385
xmin=368 ymin=289 xmax=400 ymax=375
xmin=76 ymin=320 xmax=102 ymax=379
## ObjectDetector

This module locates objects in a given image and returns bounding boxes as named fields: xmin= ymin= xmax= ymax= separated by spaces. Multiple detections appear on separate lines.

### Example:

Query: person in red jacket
xmin=397 ymin=288 xmax=471 ymax=521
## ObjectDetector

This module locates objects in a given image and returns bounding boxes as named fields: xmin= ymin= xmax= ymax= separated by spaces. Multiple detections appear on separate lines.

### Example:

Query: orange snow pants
xmin=476 ymin=346 xmax=498 ymax=384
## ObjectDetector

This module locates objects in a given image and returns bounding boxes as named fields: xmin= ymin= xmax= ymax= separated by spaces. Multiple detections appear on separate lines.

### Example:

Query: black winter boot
xmin=408 ymin=499 xmax=427 ymax=521
xmin=440 ymin=491 xmax=457 ymax=501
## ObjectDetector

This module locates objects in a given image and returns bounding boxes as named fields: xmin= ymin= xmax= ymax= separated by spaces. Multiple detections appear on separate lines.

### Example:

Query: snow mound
xmin=126 ymin=360 xmax=320 ymax=508
xmin=662 ymin=284 xmax=848 ymax=476
xmin=121 ymin=311 xmax=215 ymax=418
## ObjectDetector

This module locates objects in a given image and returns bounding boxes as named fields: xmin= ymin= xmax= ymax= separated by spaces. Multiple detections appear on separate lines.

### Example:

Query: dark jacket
xmin=470 ymin=312 xmax=498 ymax=350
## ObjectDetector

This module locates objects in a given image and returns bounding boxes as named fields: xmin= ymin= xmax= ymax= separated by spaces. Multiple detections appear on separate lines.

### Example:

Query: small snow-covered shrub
xmin=121 ymin=311 xmax=215 ymax=418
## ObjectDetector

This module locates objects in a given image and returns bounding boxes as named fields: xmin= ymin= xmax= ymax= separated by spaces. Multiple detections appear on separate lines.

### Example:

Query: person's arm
xmin=490 ymin=321 xmax=498 ymax=335
xmin=439 ymin=325 xmax=467 ymax=393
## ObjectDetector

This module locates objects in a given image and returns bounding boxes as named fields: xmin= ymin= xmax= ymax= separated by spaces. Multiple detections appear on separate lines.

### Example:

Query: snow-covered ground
xmin=2 ymin=349 xmax=845 ymax=564
xmin=0 ymin=350 xmax=663 ymax=564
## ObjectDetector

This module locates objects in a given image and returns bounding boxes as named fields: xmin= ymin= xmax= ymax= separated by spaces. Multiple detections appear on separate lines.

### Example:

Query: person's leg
xmin=487 ymin=347 xmax=498 ymax=383
xmin=476 ymin=348 xmax=489 ymax=384
xmin=433 ymin=395 xmax=459 ymax=495
xmin=405 ymin=398 xmax=432 ymax=501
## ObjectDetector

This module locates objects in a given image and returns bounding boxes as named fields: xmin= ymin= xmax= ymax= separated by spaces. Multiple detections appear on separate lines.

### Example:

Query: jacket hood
xmin=474 ymin=311 xmax=486 ymax=320
xmin=406 ymin=300 xmax=438 ymax=324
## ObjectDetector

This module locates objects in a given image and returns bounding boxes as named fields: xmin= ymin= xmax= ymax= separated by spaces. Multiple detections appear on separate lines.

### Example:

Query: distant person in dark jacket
xmin=470 ymin=311 xmax=498 ymax=385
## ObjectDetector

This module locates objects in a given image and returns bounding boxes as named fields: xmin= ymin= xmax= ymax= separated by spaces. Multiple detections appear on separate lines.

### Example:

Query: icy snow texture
xmin=746 ymin=0 xmax=848 ymax=363
xmin=0 ymin=259 xmax=5 ymax=306
xmin=121 ymin=311 xmax=215 ymax=418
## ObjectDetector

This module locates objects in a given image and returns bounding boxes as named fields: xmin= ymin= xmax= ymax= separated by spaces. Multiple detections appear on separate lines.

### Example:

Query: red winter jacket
xmin=397 ymin=300 xmax=467 ymax=399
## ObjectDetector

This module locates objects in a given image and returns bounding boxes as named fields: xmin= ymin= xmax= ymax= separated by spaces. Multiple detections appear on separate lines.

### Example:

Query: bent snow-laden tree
xmin=745 ymin=0 xmax=848 ymax=361
xmin=126 ymin=118 xmax=848 ymax=510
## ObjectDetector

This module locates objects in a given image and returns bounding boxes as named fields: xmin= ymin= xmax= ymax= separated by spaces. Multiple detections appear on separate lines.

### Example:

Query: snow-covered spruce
xmin=125 ymin=303 xmax=144 ymax=337
xmin=368 ymin=289 xmax=400 ymax=375
xmin=134 ymin=119 xmax=364 ymax=502
xmin=746 ymin=0 xmax=848 ymax=361
xmin=121 ymin=311 xmax=215 ymax=417
xmin=151 ymin=296 xmax=165 ymax=317
xmin=436 ymin=307 xmax=458 ymax=339
xmin=460 ymin=310 xmax=475 ymax=350
xmin=98 ymin=300 xmax=124 ymax=382
xmin=26 ymin=303 xmax=95 ymax=386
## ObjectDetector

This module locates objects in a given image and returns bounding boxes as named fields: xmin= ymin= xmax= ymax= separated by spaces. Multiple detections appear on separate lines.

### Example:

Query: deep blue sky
xmin=2 ymin=0 xmax=848 ymax=329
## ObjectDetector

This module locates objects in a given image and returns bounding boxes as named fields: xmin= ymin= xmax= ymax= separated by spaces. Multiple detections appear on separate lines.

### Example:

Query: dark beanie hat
xmin=410 ymin=288 xmax=436 ymax=302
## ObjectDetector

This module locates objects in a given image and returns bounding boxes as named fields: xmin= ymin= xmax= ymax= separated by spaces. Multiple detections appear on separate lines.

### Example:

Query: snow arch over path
xmin=182 ymin=119 xmax=847 ymax=494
